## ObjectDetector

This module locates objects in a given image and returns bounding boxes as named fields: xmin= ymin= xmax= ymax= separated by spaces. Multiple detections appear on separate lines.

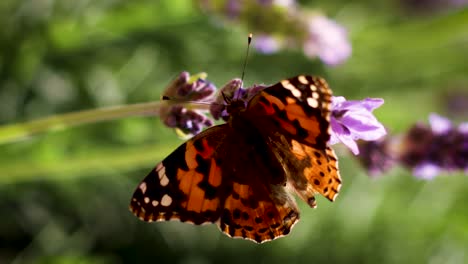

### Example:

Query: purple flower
xmin=428 ymin=113 xmax=452 ymax=135
xmin=162 ymin=71 xmax=216 ymax=102
xmin=225 ymin=0 xmax=243 ymax=19
xmin=427 ymin=114 xmax=468 ymax=173
xmin=400 ymin=113 xmax=468 ymax=179
xmin=356 ymin=137 xmax=396 ymax=177
xmin=329 ymin=96 xmax=387 ymax=155
xmin=254 ymin=34 xmax=281 ymax=54
xmin=162 ymin=105 xmax=214 ymax=136
xmin=303 ymin=15 xmax=352 ymax=66
xmin=160 ymin=72 xmax=217 ymax=135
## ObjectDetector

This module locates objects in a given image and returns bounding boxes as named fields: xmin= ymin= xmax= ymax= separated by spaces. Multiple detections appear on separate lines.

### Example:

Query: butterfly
xmin=129 ymin=75 xmax=342 ymax=243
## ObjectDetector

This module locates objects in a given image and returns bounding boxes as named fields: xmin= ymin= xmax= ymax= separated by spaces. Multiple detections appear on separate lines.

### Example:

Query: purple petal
xmin=360 ymin=98 xmax=385 ymax=111
xmin=331 ymin=96 xmax=347 ymax=106
xmin=337 ymin=133 xmax=360 ymax=155
xmin=330 ymin=119 xmax=360 ymax=154
xmin=337 ymin=98 xmax=384 ymax=112
xmin=329 ymin=96 xmax=386 ymax=154
xmin=459 ymin=122 xmax=468 ymax=134
xmin=303 ymin=15 xmax=352 ymax=66
xmin=341 ymin=113 xmax=387 ymax=141
xmin=413 ymin=163 xmax=440 ymax=180
xmin=330 ymin=118 xmax=350 ymax=144
xmin=429 ymin=113 xmax=452 ymax=135
xmin=254 ymin=34 xmax=281 ymax=54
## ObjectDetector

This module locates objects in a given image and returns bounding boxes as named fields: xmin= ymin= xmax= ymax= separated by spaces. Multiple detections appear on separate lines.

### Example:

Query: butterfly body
xmin=130 ymin=75 xmax=341 ymax=243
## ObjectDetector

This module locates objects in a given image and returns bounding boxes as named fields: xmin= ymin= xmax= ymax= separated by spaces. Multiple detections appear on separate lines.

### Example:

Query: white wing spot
xmin=312 ymin=92 xmax=319 ymax=99
xmin=310 ymin=84 xmax=317 ymax=91
xmin=161 ymin=194 xmax=172 ymax=206
xmin=298 ymin=75 xmax=308 ymax=84
xmin=152 ymin=200 xmax=159 ymax=206
xmin=144 ymin=197 xmax=150 ymax=204
xmin=307 ymin=98 xmax=318 ymax=108
xmin=158 ymin=166 xmax=169 ymax=186
xmin=281 ymin=80 xmax=302 ymax=97
xmin=139 ymin=182 xmax=147 ymax=194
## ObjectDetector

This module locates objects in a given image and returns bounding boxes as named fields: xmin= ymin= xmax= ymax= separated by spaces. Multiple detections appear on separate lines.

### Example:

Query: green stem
xmin=0 ymin=101 xmax=210 ymax=145
xmin=0 ymin=72 xmax=211 ymax=145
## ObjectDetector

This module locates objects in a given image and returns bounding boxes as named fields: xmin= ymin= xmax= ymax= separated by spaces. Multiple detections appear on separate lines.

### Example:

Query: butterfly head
xmin=225 ymin=96 xmax=248 ymax=117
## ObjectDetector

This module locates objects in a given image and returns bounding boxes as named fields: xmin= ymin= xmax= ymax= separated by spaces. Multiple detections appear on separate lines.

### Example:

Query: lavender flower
xmin=162 ymin=71 xmax=216 ymax=102
xmin=162 ymin=105 xmax=214 ymax=136
xmin=254 ymin=34 xmax=281 ymax=54
xmin=329 ymin=96 xmax=387 ymax=155
xmin=197 ymin=1 xmax=352 ymax=65
xmin=160 ymin=72 xmax=216 ymax=135
xmin=357 ymin=137 xmax=396 ymax=177
xmin=303 ymin=15 xmax=352 ymax=66
xmin=225 ymin=0 xmax=243 ymax=19
xmin=400 ymin=113 xmax=468 ymax=179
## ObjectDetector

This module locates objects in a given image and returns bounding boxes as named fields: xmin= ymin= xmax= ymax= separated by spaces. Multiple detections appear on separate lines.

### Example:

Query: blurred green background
xmin=0 ymin=0 xmax=467 ymax=263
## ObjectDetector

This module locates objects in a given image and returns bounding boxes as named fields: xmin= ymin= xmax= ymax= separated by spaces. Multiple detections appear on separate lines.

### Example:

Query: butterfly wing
xmin=216 ymin=130 xmax=300 ymax=243
xmin=130 ymin=75 xmax=340 ymax=243
xmin=246 ymin=75 xmax=342 ymax=206
xmin=219 ymin=181 xmax=299 ymax=243
xmin=130 ymin=125 xmax=228 ymax=224
xmin=130 ymin=123 xmax=300 ymax=243
xmin=248 ymin=75 xmax=332 ymax=149
xmin=273 ymin=138 xmax=342 ymax=205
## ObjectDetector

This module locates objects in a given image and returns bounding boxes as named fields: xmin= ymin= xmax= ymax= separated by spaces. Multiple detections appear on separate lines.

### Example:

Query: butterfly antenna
xmin=240 ymin=33 xmax=253 ymax=83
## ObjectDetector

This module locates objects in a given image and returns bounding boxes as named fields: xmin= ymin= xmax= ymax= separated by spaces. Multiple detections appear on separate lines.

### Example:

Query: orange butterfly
xmin=130 ymin=75 xmax=342 ymax=243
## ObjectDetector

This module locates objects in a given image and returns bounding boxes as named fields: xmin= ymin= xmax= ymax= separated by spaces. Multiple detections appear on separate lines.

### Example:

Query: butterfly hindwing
xmin=215 ymin=129 xmax=300 ymax=243
xmin=286 ymin=140 xmax=342 ymax=203
xmin=219 ymin=182 xmax=299 ymax=243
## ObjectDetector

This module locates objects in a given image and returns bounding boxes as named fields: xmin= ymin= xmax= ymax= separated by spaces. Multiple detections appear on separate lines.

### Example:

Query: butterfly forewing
xmin=130 ymin=125 xmax=228 ymax=224
xmin=248 ymin=75 xmax=332 ymax=149
xmin=246 ymin=75 xmax=341 ymax=206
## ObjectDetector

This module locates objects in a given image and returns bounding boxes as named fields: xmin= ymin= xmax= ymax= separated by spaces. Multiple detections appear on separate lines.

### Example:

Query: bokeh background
xmin=1 ymin=1 xmax=467 ymax=263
